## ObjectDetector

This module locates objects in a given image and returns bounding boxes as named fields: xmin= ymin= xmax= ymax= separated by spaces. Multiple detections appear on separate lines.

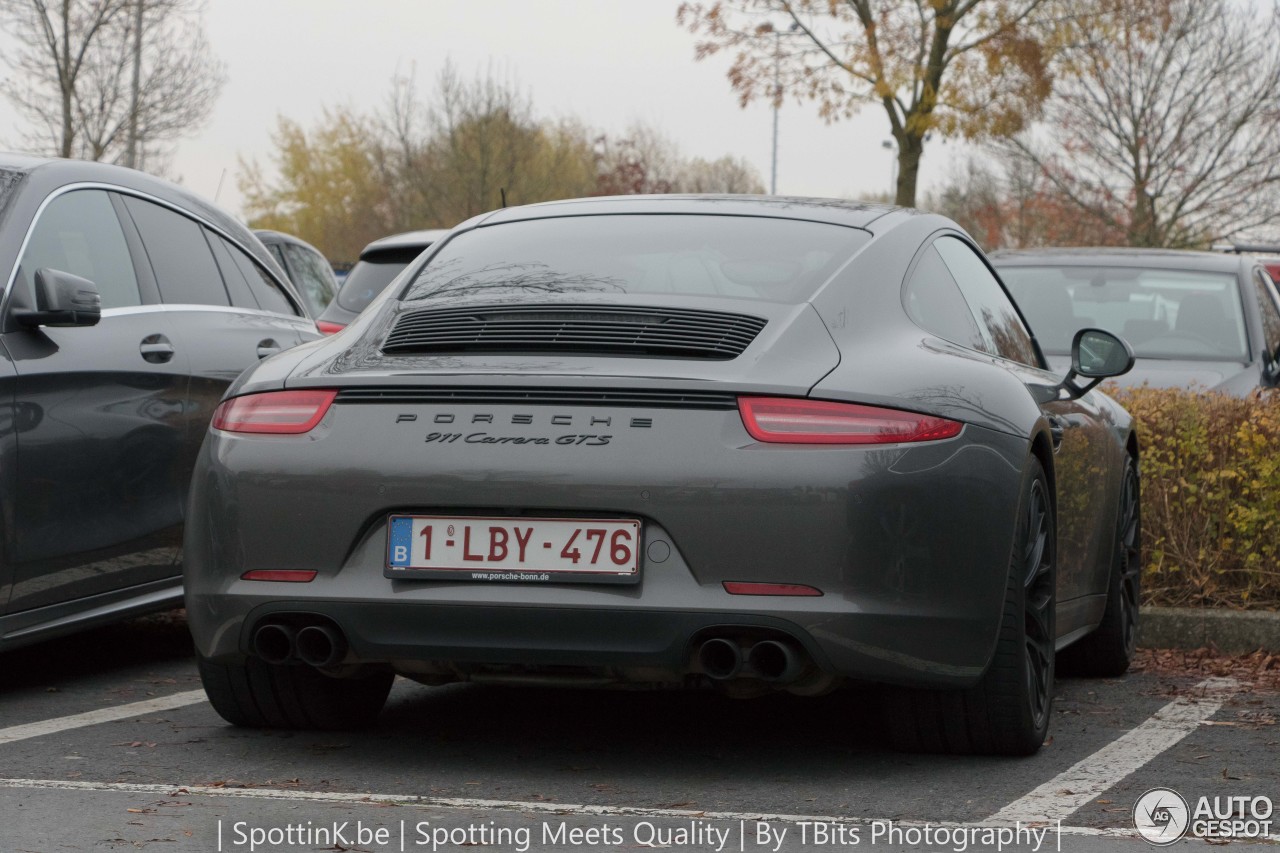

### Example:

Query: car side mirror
xmin=1058 ymin=328 xmax=1135 ymax=399
xmin=15 ymin=268 xmax=102 ymax=328
xmin=1264 ymin=350 xmax=1280 ymax=387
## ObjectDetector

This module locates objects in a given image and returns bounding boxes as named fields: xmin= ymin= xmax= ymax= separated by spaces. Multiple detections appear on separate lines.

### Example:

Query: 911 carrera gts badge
xmin=425 ymin=432 xmax=611 ymax=446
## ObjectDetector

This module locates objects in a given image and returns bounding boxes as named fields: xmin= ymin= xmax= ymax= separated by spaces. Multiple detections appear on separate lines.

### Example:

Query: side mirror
xmin=15 ymin=268 xmax=102 ymax=328
xmin=1058 ymin=328 xmax=1135 ymax=399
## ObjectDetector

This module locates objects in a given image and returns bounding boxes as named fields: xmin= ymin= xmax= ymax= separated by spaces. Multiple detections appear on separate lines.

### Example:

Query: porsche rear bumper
xmin=184 ymin=397 xmax=1030 ymax=689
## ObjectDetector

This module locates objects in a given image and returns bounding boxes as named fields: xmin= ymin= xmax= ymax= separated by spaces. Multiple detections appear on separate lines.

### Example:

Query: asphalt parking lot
xmin=0 ymin=613 xmax=1276 ymax=853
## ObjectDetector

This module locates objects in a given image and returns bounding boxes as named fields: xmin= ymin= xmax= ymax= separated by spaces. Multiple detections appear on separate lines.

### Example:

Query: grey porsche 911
xmin=185 ymin=196 xmax=1140 ymax=755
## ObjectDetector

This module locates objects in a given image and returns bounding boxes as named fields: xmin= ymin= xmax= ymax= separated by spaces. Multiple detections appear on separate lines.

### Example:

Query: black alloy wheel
xmin=1116 ymin=462 xmax=1141 ymax=655
xmin=1022 ymin=476 xmax=1055 ymax=734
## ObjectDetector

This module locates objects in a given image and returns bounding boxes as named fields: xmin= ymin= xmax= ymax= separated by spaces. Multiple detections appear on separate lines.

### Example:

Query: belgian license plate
xmin=385 ymin=515 xmax=642 ymax=584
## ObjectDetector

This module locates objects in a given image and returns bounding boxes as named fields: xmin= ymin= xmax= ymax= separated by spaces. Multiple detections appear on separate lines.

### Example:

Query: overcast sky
xmin=0 ymin=0 xmax=966 ymax=222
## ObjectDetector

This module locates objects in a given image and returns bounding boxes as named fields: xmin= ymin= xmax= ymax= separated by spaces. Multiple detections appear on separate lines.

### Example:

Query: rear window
xmin=1001 ymin=265 xmax=1248 ymax=361
xmin=336 ymin=247 xmax=426 ymax=313
xmin=402 ymin=215 xmax=870 ymax=305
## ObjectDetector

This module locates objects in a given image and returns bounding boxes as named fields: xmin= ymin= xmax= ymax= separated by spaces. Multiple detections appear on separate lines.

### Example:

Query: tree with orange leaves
xmin=678 ymin=0 xmax=1062 ymax=207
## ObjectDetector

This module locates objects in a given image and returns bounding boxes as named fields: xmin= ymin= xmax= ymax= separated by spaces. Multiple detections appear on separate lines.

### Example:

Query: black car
xmin=0 ymin=153 xmax=319 ymax=650
xmin=255 ymin=229 xmax=338 ymax=317
xmin=993 ymin=248 xmax=1280 ymax=393
xmin=315 ymin=229 xmax=449 ymax=333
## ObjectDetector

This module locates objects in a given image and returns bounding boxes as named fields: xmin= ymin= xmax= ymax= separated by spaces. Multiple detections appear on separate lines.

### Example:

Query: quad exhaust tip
xmin=747 ymin=639 xmax=805 ymax=683
xmin=696 ymin=636 xmax=809 ymax=683
xmin=295 ymin=624 xmax=347 ymax=668
xmin=252 ymin=623 xmax=296 ymax=664
xmin=697 ymin=637 xmax=743 ymax=680
xmin=252 ymin=620 xmax=348 ymax=668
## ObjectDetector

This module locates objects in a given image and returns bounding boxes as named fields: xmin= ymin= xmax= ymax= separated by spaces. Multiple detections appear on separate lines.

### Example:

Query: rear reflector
xmin=738 ymin=397 xmax=962 ymax=445
xmin=212 ymin=389 xmax=337 ymax=434
xmin=240 ymin=570 xmax=317 ymax=582
xmin=316 ymin=320 xmax=345 ymax=335
xmin=723 ymin=581 xmax=823 ymax=597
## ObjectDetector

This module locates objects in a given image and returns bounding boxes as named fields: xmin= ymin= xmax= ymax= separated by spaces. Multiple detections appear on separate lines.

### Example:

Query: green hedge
xmin=1108 ymin=386 xmax=1280 ymax=610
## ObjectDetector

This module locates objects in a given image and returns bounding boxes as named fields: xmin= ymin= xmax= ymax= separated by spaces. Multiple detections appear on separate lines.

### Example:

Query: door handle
xmin=256 ymin=339 xmax=282 ymax=359
xmin=140 ymin=335 xmax=175 ymax=364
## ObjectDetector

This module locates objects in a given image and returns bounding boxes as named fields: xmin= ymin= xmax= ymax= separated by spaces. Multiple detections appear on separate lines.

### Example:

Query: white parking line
xmin=0 ymin=689 xmax=207 ymax=745
xmin=988 ymin=677 xmax=1238 ymax=824
xmin=4 ymin=776 xmax=1278 ymax=841
xmin=0 ymin=777 xmax=1127 ymax=838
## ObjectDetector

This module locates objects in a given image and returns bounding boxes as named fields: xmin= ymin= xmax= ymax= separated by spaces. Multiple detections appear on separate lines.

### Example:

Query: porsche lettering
xmin=399 ymin=412 xmax=651 ymax=428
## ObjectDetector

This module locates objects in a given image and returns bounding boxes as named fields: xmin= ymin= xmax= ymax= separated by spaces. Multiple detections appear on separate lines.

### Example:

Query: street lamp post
xmin=770 ymin=23 xmax=799 ymax=196
xmin=771 ymin=33 xmax=781 ymax=194
xmin=882 ymin=139 xmax=898 ymax=201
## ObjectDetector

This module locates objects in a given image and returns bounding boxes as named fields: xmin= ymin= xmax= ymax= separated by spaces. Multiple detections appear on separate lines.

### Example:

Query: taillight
xmin=738 ymin=397 xmax=962 ymax=444
xmin=212 ymin=389 xmax=337 ymax=434
xmin=316 ymin=320 xmax=345 ymax=335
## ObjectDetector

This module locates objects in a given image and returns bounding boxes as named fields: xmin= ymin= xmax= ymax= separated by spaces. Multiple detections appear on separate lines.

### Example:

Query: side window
xmin=206 ymin=231 xmax=261 ymax=310
xmin=934 ymin=236 xmax=1039 ymax=366
xmin=121 ymin=195 xmax=229 ymax=307
xmin=16 ymin=189 xmax=140 ymax=310
xmin=903 ymin=245 xmax=987 ymax=351
xmin=221 ymin=235 xmax=300 ymax=317
xmin=265 ymin=243 xmax=287 ymax=269
xmin=282 ymin=242 xmax=337 ymax=314
xmin=1254 ymin=269 xmax=1280 ymax=356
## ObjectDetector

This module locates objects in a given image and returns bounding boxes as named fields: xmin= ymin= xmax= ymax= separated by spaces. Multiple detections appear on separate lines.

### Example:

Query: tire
xmin=884 ymin=458 xmax=1056 ymax=756
xmin=1057 ymin=455 xmax=1140 ymax=677
xmin=197 ymin=653 xmax=393 ymax=730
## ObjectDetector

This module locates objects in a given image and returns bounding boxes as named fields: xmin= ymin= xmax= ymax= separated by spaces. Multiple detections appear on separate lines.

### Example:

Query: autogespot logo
xmin=1134 ymin=788 xmax=1190 ymax=845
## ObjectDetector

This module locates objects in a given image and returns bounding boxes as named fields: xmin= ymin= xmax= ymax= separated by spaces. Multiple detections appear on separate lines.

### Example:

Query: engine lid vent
xmin=382 ymin=305 xmax=767 ymax=360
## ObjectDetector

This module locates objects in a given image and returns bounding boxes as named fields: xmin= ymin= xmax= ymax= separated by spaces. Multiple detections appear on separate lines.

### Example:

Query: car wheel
xmin=1057 ymin=455 xmax=1140 ymax=677
xmin=197 ymin=653 xmax=393 ymax=730
xmin=884 ymin=458 xmax=1055 ymax=756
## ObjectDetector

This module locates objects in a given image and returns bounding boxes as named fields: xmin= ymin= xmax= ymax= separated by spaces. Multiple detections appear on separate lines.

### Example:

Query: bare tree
xmin=593 ymin=124 xmax=683 ymax=195
xmin=927 ymin=153 xmax=1124 ymax=249
xmin=676 ymin=155 xmax=765 ymax=193
xmin=594 ymin=122 xmax=765 ymax=195
xmin=1000 ymin=0 xmax=1280 ymax=247
xmin=1 ymin=0 xmax=126 ymax=157
xmin=1 ymin=0 xmax=224 ymax=168
xmin=242 ymin=69 xmax=769 ymax=252
xmin=373 ymin=64 xmax=596 ymax=227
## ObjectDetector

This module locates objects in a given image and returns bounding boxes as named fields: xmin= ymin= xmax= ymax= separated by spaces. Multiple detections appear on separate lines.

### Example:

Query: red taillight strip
xmin=738 ymin=397 xmax=962 ymax=445
xmin=212 ymin=389 xmax=337 ymax=435
xmin=723 ymin=581 xmax=823 ymax=596
xmin=316 ymin=320 xmax=345 ymax=335
xmin=240 ymin=570 xmax=317 ymax=582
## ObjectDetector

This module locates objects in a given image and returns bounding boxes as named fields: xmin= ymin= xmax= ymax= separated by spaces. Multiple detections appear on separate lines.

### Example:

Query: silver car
xmin=185 ymin=196 xmax=1139 ymax=755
